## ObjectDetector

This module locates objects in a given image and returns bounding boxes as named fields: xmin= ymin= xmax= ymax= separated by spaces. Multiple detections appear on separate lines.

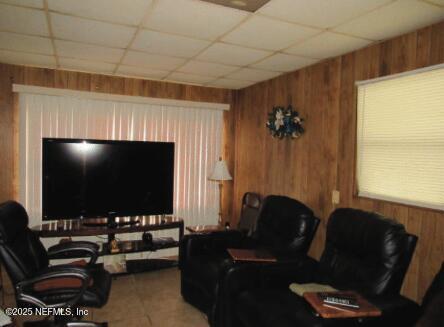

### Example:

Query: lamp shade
xmin=209 ymin=159 xmax=232 ymax=181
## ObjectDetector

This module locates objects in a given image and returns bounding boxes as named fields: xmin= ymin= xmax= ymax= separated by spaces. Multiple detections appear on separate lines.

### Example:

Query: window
xmin=356 ymin=64 xmax=444 ymax=211
xmin=17 ymin=88 xmax=225 ymax=248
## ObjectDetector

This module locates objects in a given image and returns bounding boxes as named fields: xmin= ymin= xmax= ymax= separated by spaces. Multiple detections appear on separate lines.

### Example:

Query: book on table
xmin=289 ymin=283 xmax=337 ymax=297
xmin=289 ymin=284 xmax=359 ymax=309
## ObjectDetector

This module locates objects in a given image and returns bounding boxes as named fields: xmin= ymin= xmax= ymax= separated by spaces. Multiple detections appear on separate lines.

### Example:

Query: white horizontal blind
xmin=356 ymin=66 xmax=444 ymax=211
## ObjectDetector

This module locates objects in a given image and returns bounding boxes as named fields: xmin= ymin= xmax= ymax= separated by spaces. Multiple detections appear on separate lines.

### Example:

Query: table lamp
xmin=209 ymin=157 xmax=232 ymax=226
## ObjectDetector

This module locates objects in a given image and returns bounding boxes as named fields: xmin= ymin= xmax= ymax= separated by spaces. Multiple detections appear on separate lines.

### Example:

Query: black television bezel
xmin=42 ymin=137 xmax=175 ymax=220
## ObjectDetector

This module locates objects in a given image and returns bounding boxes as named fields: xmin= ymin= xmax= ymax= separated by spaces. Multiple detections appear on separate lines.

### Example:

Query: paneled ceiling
xmin=0 ymin=0 xmax=443 ymax=89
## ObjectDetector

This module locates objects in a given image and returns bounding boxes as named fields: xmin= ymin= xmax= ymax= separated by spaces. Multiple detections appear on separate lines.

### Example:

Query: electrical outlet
xmin=332 ymin=190 xmax=340 ymax=204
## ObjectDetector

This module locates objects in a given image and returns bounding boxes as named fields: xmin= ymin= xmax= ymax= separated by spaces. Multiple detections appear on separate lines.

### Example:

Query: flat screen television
xmin=42 ymin=138 xmax=174 ymax=222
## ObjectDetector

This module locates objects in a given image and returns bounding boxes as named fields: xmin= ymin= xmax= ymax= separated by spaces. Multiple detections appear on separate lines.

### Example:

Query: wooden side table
xmin=227 ymin=248 xmax=277 ymax=263
xmin=303 ymin=291 xmax=381 ymax=319
xmin=186 ymin=224 xmax=225 ymax=233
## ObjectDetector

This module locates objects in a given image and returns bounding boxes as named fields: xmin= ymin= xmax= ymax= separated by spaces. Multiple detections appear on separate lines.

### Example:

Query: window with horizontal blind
xmin=356 ymin=64 xmax=444 ymax=211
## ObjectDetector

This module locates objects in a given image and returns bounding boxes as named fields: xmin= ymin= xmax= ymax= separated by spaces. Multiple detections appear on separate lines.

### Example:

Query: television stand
xmin=82 ymin=216 xmax=140 ymax=228
xmin=32 ymin=216 xmax=184 ymax=274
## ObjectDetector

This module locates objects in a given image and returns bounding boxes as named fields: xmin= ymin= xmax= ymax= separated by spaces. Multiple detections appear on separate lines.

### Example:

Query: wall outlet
xmin=332 ymin=190 xmax=340 ymax=204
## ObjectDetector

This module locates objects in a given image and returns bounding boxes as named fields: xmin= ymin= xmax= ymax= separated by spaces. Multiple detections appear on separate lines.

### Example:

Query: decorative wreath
xmin=266 ymin=105 xmax=305 ymax=139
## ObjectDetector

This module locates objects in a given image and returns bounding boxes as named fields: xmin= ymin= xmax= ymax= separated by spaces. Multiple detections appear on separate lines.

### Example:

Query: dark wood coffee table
xmin=303 ymin=291 xmax=381 ymax=319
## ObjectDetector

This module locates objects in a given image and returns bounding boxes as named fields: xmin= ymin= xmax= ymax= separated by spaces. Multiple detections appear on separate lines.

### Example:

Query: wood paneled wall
xmin=1 ymin=22 xmax=443 ymax=304
xmin=231 ymin=21 xmax=444 ymax=302
xmin=0 ymin=64 xmax=233 ymax=219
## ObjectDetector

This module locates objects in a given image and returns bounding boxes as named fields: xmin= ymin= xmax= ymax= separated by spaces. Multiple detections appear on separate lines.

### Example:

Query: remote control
xmin=317 ymin=292 xmax=357 ymax=301
xmin=323 ymin=297 xmax=360 ymax=309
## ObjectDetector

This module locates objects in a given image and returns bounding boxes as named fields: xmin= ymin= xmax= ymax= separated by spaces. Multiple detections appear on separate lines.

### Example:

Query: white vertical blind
xmin=356 ymin=66 xmax=444 ymax=211
xmin=19 ymin=93 xmax=223 ymax=256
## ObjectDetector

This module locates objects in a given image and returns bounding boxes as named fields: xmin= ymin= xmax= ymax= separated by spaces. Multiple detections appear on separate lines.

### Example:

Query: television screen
xmin=42 ymin=138 xmax=174 ymax=220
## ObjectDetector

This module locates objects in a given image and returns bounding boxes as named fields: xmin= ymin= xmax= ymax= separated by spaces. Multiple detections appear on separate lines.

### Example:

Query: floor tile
xmin=7 ymin=267 xmax=209 ymax=327
xmin=110 ymin=316 xmax=151 ymax=327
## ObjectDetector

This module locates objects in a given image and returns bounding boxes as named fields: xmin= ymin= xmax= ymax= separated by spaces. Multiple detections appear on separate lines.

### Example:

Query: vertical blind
xmin=19 ymin=93 xmax=223 ymax=256
xmin=356 ymin=65 xmax=444 ymax=211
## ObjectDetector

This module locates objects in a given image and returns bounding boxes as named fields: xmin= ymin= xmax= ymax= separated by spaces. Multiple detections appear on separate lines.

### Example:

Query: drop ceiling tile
xmin=200 ymin=0 xmax=270 ymax=12
xmin=0 ymin=49 xmax=55 ymax=68
xmin=51 ymin=13 xmax=135 ymax=48
xmin=47 ymin=0 xmax=152 ymax=26
xmin=55 ymin=40 xmax=124 ymax=63
xmin=59 ymin=57 xmax=116 ymax=74
xmin=207 ymin=78 xmax=254 ymax=89
xmin=252 ymin=53 xmax=318 ymax=72
xmin=259 ymin=0 xmax=393 ymax=29
xmin=122 ymin=50 xmax=185 ymax=70
xmin=286 ymin=31 xmax=371 ymax=59
xmin=0 ymin=32 xmax=53 ymax=55
xmin=421 ymin=0 xmax=444 ymax=6
xmin=132 ymin=30 xmax=210 ymax=58
xmin=0 ymin=4 xmax=48 ymax=36
xmin=167 ymin=72 xmax=215 ymax=85
xmin=116 ymin=64 xmax=169 ymax=79
xmin=178 ymin=60 xmax=238 ymax=77
xmin=197 ymin=43 xmax=271 ymax=66
xmin=0 ymin=0 xmax=43 ymax=8
xmin=334 ymin=0 xmax=444 ymax=40
xmin=143 ymin=0 xmax=248 ymax=40
xmin=226 ymin=68 xmax=280 ymax=82
xmin=223 ymin=15 xmax=320 ymax=51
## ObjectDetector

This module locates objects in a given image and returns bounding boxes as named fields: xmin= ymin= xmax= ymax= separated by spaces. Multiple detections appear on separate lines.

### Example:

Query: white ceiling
xmin=0 ymin=0 xmax=442 ymax=90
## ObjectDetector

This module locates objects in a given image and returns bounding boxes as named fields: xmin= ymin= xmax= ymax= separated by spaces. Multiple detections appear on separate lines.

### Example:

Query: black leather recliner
xmin=179 ymin=192 xmax=261 ymax=324
xmin=416 ymin=263 xmax=444 ymax=327
xmin=179 ymin=192 xmax=262 ymax=273
xmin=235 ymin=192 xmax=262 ymax=235
xmin=404 ymin=262 xmax=444 ymax=327
xmin=0 ymin=201 xmax=111 ymax=327
xmin=224 ymin=208 xmax=418 ymax=327
xmin=180 ymin=195 xmax=320 ymax=326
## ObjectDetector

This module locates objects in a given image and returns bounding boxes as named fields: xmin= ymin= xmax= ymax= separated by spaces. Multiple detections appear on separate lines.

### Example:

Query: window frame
xmin=354 ymin=63 xmax=444 ymax=212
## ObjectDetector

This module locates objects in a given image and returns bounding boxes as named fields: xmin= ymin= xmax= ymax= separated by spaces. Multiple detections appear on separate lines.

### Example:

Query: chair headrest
xmin=0 ymin=201 xmax=29 ymax=244
xmin=254 ymin=195 xmax=315 ymax=253
xmin=242 ymin=192 xmax=261 ymax=209
xmin=326 ymin=208 xmax=406 ymax=259
xmin=260 ymin=195 xmax=313 ymax=218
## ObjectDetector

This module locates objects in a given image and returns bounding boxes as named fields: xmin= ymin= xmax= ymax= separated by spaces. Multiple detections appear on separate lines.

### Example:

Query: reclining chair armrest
xmin=222 ymin=255 xmax=318 ymax=298
xmin=220 ymin=264 xmax=267 ymax=327
xmin=366 ymin=294 xmax=421 ymax=327
xmin=48 ymin=241 xmax=99 ymax=265
xmin=16 ymin=265 xmax=90 ymax=308
xmin=219 ymin=256 xmax=318 ymax=327
xmin=223 ymin=264 xmax=265 ymax=297
xmin=179 ymin=230 xmax=245 ymax=269
xmin=260 ymin=255 xmax=319 ymax=288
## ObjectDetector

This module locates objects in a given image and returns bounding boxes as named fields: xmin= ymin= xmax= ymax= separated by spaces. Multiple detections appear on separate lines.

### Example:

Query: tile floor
xmin=6 ymin=268 xmax=210 ymax=327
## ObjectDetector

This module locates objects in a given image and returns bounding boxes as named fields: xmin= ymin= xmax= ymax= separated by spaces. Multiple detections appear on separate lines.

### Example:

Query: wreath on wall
xmin=266 ymin=105 xmax=305 ymax=139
